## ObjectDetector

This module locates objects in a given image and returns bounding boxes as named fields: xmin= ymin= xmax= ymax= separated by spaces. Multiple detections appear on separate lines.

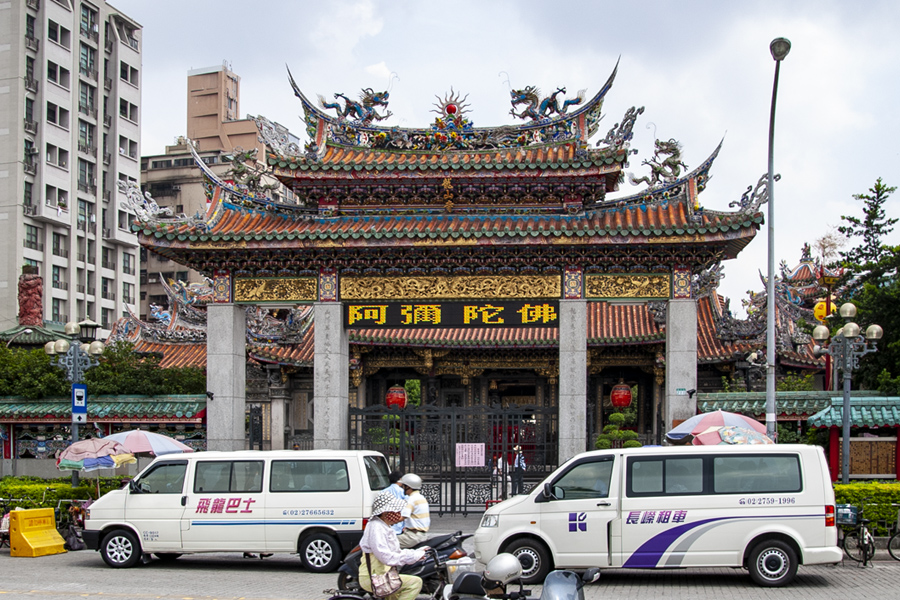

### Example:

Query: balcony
xmin=124 ymin=37 xmax=139 ymax=51
xmin=79 ymin=65 xmax=98 ymax=81
xmin=87 ymin=286 xmax=95 ymax=296
xmin=25 ymin=36 xmax=39 ymax=52
xmin=124 ymin=266 xmax=135 ymax=275
xmin=77 ymin=253 xmax=86 ymax=262
xmin=24 ymin=119 xmax=38 ymax=134
xmin=101 ymin=291 xmax=116 ymax=301
xmin=123 ymin=295 xmax=135 ymax=305
xmin=104 ymin=77 xmax=111 ymax=91
xmin=76 ymin=284 xmax=85 ymax=293
xmin=103 ymin=114 xmax=112 ymax=128
xmin=102 ymin=227 xmax=111 ymax=237
xmin=52 ymin=247 xmax=69 ymax=258
xmin=23 ymin=159 xmax=36 ymax=175
xmin=103 ymin=190 xmax=111 ymax=202
xmin=25 ymin=77 xmax=38 ymax=93
xmin=52 ymin=280 xmax=68 ymax=291
xmin=78 ymin=142 xmax=96 ymax=155
xmin=104 ymin=39 xmax=113 ymax=53
xmin=78 ymin=103 xmax=98 ymax=118
xmin=26 ymin=0 xmax=39 ymax=10
xmin=80 ymin=25 xmax=99 ymax=43
xmin=23 ymin=240 xmax=43 ymax=251
xmin=103 ymin=152 xmax=110 ymax=165
xmin=102 ymin=261 xmax=116 ymax=270
xmin=77 ymin=181 xmax=97 ymax=195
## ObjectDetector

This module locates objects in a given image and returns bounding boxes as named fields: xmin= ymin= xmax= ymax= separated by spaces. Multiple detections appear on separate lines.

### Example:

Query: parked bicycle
xmin=841 ymin=496 xmax=876 ymax=566
xmin=1 ymin=497 xmax=28 ymax=549
xmin=888 ymin=504 xmax=900 ymax=562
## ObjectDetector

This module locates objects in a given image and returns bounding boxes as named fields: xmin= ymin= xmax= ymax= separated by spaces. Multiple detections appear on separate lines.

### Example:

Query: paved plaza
xmin=1 ymin=514 xmax=898 ymax=600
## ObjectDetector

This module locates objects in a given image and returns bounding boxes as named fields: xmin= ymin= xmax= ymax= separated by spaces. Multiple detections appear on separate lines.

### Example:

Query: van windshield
xmin=364 ymin=455 xmax=391 ymax=491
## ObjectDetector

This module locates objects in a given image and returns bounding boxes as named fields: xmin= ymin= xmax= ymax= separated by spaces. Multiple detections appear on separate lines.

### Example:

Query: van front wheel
xmin=300 ymin=533 xmax=341 ymax=572
xmin=100 ymin=529 xmax=141 ymax=568
xmin=506 ymin=538 xmax=551 ymax=585
xmin=748 ymin=540 xmax=797 ymax=587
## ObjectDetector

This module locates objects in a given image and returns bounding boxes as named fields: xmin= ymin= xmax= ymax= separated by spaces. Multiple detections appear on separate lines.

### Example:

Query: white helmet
xmin=482 ymin=553 xmax=522 ymax=588
xmin=399 ymin=473 xmax=423 ymax=490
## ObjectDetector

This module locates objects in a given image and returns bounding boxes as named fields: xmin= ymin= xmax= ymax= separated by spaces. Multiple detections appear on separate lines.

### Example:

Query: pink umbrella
xmin=666 ymin=410 xmax=767 ymax=443
xmin=692 ymin=425 xmax=774 ymax=446
xmin=58 ymin=438 xmax=131 ymax=462
xmin=104 ymin=430 xmax=194 ymax=456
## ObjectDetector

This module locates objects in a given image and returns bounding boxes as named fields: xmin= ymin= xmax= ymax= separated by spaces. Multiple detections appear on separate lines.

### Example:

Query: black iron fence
xmin=349 ymin=404 xmax=559 ymax=514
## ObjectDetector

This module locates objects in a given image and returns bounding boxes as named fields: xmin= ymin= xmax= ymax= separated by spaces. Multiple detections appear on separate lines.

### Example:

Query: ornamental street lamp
xmin=812 ymin=303 xmax=883 ymax=484
xmin=5 ymin=328 xmax=33 ymax=348
xmin=765 ymin=37 xmax=792 ymax=440
xmin=45 ymin=318 xmax=105 ymax=487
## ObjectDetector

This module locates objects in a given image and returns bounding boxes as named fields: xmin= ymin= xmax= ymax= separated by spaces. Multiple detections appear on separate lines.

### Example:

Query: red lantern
xmin=610 ymin=379 xmax=632 ymax=408
xmin=386 ymin=385 xmax=408 ymax=410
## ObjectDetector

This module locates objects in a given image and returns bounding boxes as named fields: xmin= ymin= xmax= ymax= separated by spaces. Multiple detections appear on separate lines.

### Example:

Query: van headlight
xmin=85 ymin=508 xmax=91 ymax=520
xmin=480 ymin=514 xmax=499 ymax=528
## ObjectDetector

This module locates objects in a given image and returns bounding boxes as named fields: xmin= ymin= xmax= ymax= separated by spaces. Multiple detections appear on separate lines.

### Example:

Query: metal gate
xmin=349 ymin=404 xmax=558 ymax=515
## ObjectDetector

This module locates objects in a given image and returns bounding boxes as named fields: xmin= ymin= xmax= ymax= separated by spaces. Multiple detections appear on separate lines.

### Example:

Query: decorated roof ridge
xmin=807 ymin=396 xmax=900 ymax=429
xmin=271 ymin=63 xmax=622 ymax=161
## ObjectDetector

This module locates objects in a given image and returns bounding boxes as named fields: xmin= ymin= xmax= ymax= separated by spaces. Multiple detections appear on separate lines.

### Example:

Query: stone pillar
xmin=558 ymin=299 xmax=587 ymax=463
xmin=207 ymin=303 xmax=247 ymax=451
xmin=267 ymin=366 xmax=288 ymax=450
xmin=314 ymin=302 xmax=348 ymax=449
xmin=665 ymin=298 xmax=698 ymax=429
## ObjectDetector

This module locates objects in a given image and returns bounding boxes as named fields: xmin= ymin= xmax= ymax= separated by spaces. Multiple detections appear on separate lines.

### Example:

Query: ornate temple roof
xmin=0 ymin=395 xmax=205 ymax=422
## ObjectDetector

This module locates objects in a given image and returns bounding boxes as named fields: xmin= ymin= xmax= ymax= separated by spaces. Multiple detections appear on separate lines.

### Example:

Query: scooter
xmin=443 ymin=553 xmax=600 ymax=600
xmin=327 ymin=547 xmax=454 ymax=600
xmin=336 ymin=530 xmax=472 ymax=594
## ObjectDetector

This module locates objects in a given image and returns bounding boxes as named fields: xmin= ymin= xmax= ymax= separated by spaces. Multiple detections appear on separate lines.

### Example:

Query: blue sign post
xmin=72 ymin=383 xmax=87 ymax=424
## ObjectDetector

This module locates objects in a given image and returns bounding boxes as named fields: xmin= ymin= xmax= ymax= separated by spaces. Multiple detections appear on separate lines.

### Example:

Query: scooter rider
xmin=396 ymin=473 xmax=430 ymax=549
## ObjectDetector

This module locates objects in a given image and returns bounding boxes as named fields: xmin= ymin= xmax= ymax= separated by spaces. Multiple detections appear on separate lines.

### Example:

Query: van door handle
xmin=181 ymin=496 xmax=187 ymax=506
xmin=597 ymin=501 xmax=611 ymax=506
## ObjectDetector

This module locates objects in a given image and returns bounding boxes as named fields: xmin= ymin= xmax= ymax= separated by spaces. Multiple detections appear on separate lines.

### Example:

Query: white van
xmin=83 ymin=450 xmax=390 ymax=569
xmin=474 ymin=444 xmax=841 ymax=587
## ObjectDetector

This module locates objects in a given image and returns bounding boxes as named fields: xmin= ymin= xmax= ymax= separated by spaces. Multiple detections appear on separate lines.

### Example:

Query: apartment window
xmin=47 ymin=61 xmax=71 ymax=88
xmin=46 ymin=102 xmax=70 ymax=129
xmin=46 ymin=186 xmax=69 ymax=209
xmin=118 ymin=99 xmax=138 ymax=122
xmin=46 ymin=144 xmax=69 ymax=169
xmin=118 ymin=209 xmax=131 ymax=230
xmin=24 ymin=259 xmax=40 ymax=275
xmin=123 ymin=252 xmax=135 ymax=275
xmin=119 ymin=61 xmax=139 ymax=86
xmin=80 ymin=4 xmax=98 ymax=37
xmin=47 ymin=20 xmax=71 ymax=49
xmin=101 ymin=277 xmax=113 ymax=300
xmin=100 ymin=307 xmax=111 ymax=329
xmin=78 ymin=120 xmax=95 ymax=151
xmin=118 ymin=135 xmax=137 ymax=159
xmin=176 ymin=271 xmax=189 ymax=281
xmin=26 ymin=56 xmax=35 ymax=81
xmin=26 ymin=15 xmax=36 ymax=39
xmin=123 ymin=282 xmax=135 ymax=304
xmin=25 ymin=98 xmax=35 ymax=122
xmin=52 ymin=265 xmax=66 ymax=289
xmin=52 ymin=299 xmax=66 ymax=323
xmin=25 ymin=224 xmax=41 ymax=249
xmin=52 ymin=233 xmax=67 ymax=257
xmin=87 ymin=239 xmax=95 ymax=262
xmin=78 ymin=81 xmax=96 ymax=116
xmin=102 ymin=247 xmax=115 ymax=269
xmin=79 ymin=44 xmax=97 ymax=78
xmin=24 ymin=182 xmax=33 ymax=206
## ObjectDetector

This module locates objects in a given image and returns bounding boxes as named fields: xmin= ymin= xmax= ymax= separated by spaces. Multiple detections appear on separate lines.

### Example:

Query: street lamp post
xmin=45 ymin=318 xmax=105 ymax=487
xmin=5 ymin=328 xmax=33 ymax=348
xmin=765 ymin=37 xmax=792 ymax=440
xmin=812 ymin=303 xmax=883 ymax=484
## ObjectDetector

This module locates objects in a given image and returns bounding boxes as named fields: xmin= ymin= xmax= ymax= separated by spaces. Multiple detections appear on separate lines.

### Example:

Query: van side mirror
xmin=542 ymin=482 xmax=562 ymax=500
xmin=128 ymin=479 xmax=141 ymax=494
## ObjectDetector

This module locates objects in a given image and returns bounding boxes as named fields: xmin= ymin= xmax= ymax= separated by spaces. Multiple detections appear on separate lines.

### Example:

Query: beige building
xmin=139 ymin=64 xmax=297 ymax=320
xmin=0 ymin=0 xmax=142 ymax=334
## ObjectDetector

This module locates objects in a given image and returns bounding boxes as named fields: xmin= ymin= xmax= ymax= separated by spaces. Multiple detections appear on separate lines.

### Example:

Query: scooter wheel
xmin=337 ymin=572 xmax=360 ymax=591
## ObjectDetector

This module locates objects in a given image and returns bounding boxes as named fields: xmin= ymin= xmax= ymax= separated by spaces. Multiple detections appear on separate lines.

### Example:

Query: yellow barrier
xmin=10 ymin=508 xmax=67 ymax=557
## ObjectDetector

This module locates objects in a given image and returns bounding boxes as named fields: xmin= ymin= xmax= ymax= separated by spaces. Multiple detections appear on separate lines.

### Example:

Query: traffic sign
xmin=72 ymin=383 xmax=87 ymax=424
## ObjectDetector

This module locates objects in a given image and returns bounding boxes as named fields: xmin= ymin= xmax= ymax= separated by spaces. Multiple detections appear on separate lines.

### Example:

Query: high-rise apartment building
xmin=139 ymin=64 xmax=298 ymax=319
xmin=0 ymin=0 xmax=142 ymax=335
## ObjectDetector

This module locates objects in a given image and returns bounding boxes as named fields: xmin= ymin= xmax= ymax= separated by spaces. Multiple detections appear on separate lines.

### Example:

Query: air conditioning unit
xmin=89 ymin=214 xmax=96 ymax=223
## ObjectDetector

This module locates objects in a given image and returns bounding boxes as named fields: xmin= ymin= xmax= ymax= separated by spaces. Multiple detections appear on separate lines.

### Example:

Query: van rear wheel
xmin=506 ymin=538 xmax=551 ymax=585
xmin=100 ymin=529 xmax=141 ymax=568
xmin=748 ymin=540 xmax=797 ymax=587
xmin=300 ymin=532 xmax=341 ymax=572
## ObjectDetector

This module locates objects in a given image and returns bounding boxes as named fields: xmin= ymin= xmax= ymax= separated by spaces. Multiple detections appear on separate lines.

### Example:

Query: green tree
xmin=837 ymin=178 xmax=898 ymax=284
xmin=850 ymin=282 xmax=900 ymax=391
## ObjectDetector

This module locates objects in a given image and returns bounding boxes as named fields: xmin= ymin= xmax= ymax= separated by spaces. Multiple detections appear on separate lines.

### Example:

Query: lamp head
xmin=44 ymin=341 xmax=56 ymax=355
xmin=64 ymin=321 xmax=80 ymax=336
xmin=812 ymin=325 xmax=831 ymax=342
xmin=865 ymin=324 xmax=884 ymax=341
xmin=839 ymin=303 xmax=857 ymax=319
xmin=842 ymin=322 xmax=860 ymax=338
xmin=53 ymin=339 xmax=70 ymax=354
xmin=770 ymin=37 xmax=791 ymax=61
xmin=77 ymin=317 xmax=101 ymax=342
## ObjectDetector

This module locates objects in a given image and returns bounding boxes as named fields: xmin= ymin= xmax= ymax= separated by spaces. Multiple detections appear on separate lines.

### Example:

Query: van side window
xmin=194 ymin=461 xmax=264 ymax=494
xmin=553 ymin=458 xmax=613 ymax=499
xmin=364 ymin=455 xmax=391 ymax=491
xmin=270 ymin=459 xmax=350 ymax=492
xmin=135 ymin=462 xmax=187 ymax=494
xmin=627 ymin=457 xmax=703 ymax=496
xmin=713 ymin=455 xmax=802 ymax=493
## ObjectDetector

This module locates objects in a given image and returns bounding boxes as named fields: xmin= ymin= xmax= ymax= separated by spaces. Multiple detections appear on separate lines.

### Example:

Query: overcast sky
xmin=111 ymin=0 xmax=900 ymax=316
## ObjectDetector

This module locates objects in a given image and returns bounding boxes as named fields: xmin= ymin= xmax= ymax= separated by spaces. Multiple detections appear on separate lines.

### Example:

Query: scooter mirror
xmin=582 ymin=568 xmax=600 ymax=584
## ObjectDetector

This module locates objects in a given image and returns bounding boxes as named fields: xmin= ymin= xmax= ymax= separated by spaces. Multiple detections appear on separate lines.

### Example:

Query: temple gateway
xmin=127 ymin=64 xmax=771 ymax=498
